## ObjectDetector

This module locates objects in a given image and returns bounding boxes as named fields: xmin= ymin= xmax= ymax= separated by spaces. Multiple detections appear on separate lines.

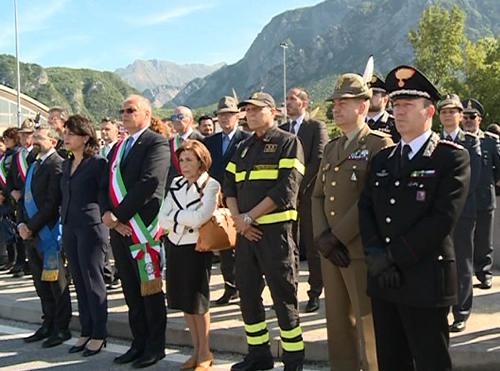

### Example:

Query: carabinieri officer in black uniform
xmin=358 ymin=66 xmax=471 ymax=371
xmin=224 ymin=92 xmax=305 ymax=371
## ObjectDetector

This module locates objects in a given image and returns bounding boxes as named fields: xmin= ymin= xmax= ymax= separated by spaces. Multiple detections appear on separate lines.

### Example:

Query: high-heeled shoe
xmin=180 ymin=355 xmax=198 ymax=370
xmin=194 ymin=352 xmax=214 ymax=371
xmin=82 ymin=339 xmax=106 ymax=357
xmin=68 ymin=337 xmax=90 ymax=353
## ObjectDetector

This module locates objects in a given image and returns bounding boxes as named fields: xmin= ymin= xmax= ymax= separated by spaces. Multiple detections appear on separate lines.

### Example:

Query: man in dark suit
xmin=204 ymin=96 xmax=250 ymax=305
xmin=166 ymin=106 xmax=204 ymax=188
xmin=18 ymin=124 xmax=72 ymax=348
xmin=280 ymin=87 xmax=329 ymax=312
xmin=366 ymin=75 xmax=401 ymax=142
xmin=7 ymin=118 xmax=38 ymax=277
xmin=462 ymin=98 xmax=500 ymax=289
xmin=102 ymin=95 xmax=169 ymax=368
xmin=359 ymin=66 xmax=470 ymax=371
xmin=48 ymin=106 xmax=70 ymax=159
xmin=438 ymin=94 xmax=481 ymax=333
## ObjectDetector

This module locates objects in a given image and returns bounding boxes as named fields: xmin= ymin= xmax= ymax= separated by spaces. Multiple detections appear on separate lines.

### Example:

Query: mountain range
xmin=171 ymin=0 xmax=500 ymax=108
xmin=114 ymin=60 xmax=224 ymax=107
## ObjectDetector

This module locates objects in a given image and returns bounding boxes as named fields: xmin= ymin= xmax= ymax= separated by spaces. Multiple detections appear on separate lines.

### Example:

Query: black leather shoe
xmin=12 ymin=270 xmax=24 ymax=278
xmin=107 ymin=278 xmax=120 ymax=290
xmin=24 ymin=326 xmax=51 ymax=343
xmin=214 ymin=290 xmax=239 ymax=306
xmin=449 ymin=320 xmax=466 ymax=333
xmin=304 ymin=297 xmax=320 ymax=313
xmin=114 ymin=347 xmax=143 ymax=364
xmin=83 ymin=339 xmax=107 ymax=357
xmin=68 ymin=337 xmax=90 ymax=353
xmin=42 ymin=329 xmax=71 ymax=348
xmin=132 ymin=352 xmax=165 ymax=368
xmin=231 ymin=356 xmax=274 ymax=371
xmin=478 ymin=278 xmax=492 ymax=290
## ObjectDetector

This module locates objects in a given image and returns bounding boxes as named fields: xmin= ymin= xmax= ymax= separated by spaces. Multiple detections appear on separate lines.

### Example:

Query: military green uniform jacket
xmin=311 ymin=124 xmax=393 ymax=259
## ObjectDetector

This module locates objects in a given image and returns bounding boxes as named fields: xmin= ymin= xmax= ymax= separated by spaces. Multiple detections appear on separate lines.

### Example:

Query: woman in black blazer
xmin=61 ymin=115 xmax=108 ymax=356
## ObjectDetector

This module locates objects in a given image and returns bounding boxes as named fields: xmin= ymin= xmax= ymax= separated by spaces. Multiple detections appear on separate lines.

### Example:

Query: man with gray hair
xmin=101 ymin=94 xmax=169 ymax=368
xmin=48 ymin=106 xmax=69 ymax=158
xmin=166 ymin=105 xmax=204 ymax=188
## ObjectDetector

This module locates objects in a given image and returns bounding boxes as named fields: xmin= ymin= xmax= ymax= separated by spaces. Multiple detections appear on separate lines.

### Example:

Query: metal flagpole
xmin=279 ymin=42 xmax=288 ymax=121
xmin=14 ymin=0 xmax=22 ymax=128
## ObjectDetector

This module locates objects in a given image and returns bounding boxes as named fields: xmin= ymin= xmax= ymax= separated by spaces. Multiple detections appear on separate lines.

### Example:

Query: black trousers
xmin=110 ymin=230 xmax=166 ymax=355
xmin=452 ymin=216 xmax=475 ymax=321
xmin=103 ymin=239 xmax=117 ymax=283
xmin=63 ymin=224 xmax=108 ymax=339
xmin=235 ymin=222 xmax=304 ymax=365
xmin=26 ymin=239 xmax=72 ymax=332
xmin=371 ymin=298 xmax=451 ymax=371
xmin=219 ymin=249 xmax=236 ymax=291
xmin=299 ymin=188 xmax=323 ymax=299
xmin=474 ymin=209 xmax=494 ymax=281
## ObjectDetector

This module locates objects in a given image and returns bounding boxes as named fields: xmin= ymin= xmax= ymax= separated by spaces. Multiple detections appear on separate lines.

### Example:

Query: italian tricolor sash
xmin=170 ymin=135 xmax=183 ymax=175
xmin=16 ymin=149 xmax=29 ymax=184
xmin=0 ymin=155 xmax=7 ymax=188
xmin=109 ymin=140 xmax=163 ymax=296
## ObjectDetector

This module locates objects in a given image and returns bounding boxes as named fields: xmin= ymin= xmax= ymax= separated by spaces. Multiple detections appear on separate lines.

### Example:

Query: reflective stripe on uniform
xmin=278 ymin=158 xmax=305 ymax=175
xmin=226 ymin=162 xmax=236 ymax=174
xmin=280 ymin=325 xmax=304 ymax=352
xmin=256 ymin=210 xmax=298 ymax=224
xmin=245 ymin=321 xmax=269 ymax=346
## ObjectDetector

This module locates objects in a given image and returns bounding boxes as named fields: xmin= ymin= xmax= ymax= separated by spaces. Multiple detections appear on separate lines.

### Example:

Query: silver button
xmin=329 ymin=196 xmax=335 ymax=201
xmin=394 ymin=180 xmax=400 ymax=187
xmin=419 ymin=184 xmax=424 ymax=188
xmin=353 ymin=165 xmax=357 ymax=170
xmin=330 ymin=211 xmax=335 ymax=216
xmin=385 ymin=217 xmax=391 ymax=223
xmin=334 ymin=167 xmax=339 ymax=172
xmin=437 ymin=255 xmax=443 ymax=261
xmin=385 ymin=237 xmax=391 ymax=243
xmin=390 ymin=198 xmax=396 ymax=205
xmin=331 ymin=181 xmax=336 ymax=186
xmin=375 ymin=181 xmax=380 ymax=186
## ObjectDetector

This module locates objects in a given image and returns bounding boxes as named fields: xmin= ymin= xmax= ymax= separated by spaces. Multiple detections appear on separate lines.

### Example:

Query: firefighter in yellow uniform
xmin=312 ymin=74 xmax=393 ymax=371
xmin=224 ymin=92 xmax=305 ymax=371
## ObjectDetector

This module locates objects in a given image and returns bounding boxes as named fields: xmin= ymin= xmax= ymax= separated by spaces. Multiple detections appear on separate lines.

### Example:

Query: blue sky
xmin=0 ymin=0 xmax=322 ymax=71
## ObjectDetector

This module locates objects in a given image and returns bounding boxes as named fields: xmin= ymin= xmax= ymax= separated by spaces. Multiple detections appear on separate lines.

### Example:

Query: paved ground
xmin=0 ymin=262 xmax=499 ymax=370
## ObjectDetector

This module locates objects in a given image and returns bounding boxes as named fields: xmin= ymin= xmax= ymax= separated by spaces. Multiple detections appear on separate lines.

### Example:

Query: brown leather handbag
xmin=195 ymin=182 xmax=237 ymax=252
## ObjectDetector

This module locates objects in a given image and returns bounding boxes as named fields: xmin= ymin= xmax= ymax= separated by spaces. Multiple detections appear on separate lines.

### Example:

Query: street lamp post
xmin=14 ymin=0 xmax=22 ymax=128
xmin=279 ymin=42 xmax=288 ymax=121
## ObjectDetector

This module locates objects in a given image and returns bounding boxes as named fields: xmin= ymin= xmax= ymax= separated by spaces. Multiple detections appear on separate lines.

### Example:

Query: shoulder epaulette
xmin=484 ymin=131 xmax=499 ymax=139
xmin=369 ymin=130 xmax=391 ymax=138
xmin=438 ymin=139 xmax=465 ymax=150
xmin=464 ymin=131 xmax=478 ymax=138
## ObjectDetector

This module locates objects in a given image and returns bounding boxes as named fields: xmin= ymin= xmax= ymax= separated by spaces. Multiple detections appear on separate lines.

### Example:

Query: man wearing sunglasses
xmin=166 ymin=106 xmax=204 ymax=188
xmin=462 ymin=98 xmax=500 ymax=290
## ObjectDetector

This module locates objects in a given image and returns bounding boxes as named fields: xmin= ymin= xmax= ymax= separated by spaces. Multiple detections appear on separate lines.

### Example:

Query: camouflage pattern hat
xmin=238 ymin=92 xmax=276 ymax=109
xmin=437 ymin=94 xmax=463 ymax=112
xmin=217 ymin=96 xmax=240 ymax=113
xmin=327 ymin=73 xmax=372 ymax=101
xmin=18 ymin=118 xmax=36 ymax=133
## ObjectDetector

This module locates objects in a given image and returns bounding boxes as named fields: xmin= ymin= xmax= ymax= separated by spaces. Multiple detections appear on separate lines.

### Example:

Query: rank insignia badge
xmin=263 ymin=143 xmax=278 ymax=153
xmin=348 ymin=149 xmax=369 ymax=160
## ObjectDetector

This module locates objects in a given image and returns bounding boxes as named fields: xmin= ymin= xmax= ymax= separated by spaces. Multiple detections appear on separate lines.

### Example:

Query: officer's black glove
xmin=316 ymin=230 xmax=351 ymax=267
xmin=377 ymin=265 xmax=401 ymax=289
xmin=366 ymin=250 xmax=393 ymax=277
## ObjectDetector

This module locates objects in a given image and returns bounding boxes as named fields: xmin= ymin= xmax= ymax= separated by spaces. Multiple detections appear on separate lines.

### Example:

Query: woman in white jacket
xmin=159 ymin=140 xmax=219 ymax=370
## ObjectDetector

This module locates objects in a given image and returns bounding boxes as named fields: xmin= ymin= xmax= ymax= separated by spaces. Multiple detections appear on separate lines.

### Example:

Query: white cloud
xmin=127 ymin=3 xmax=214 ymax=27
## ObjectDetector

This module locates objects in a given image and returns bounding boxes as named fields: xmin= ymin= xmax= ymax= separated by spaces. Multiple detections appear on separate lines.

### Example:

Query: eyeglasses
xmin=119 ymin=107 xmax=138 ymax=115
xmin=170 ymin=113 xmax=185 ymax=121
xmin=464 ymin=114 xmax=478 ymax=120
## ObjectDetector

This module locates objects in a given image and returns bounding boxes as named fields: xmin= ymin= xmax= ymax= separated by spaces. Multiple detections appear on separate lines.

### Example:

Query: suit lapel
xmin=121 ymin=129 xmax=149 ymax=168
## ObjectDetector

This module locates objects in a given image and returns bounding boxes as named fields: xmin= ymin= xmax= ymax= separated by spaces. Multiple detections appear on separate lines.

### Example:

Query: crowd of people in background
xmin=0 ymin=61 xmax=498 ymax=371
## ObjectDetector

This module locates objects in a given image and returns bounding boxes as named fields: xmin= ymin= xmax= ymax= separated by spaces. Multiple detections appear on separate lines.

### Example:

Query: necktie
xmin=290 ymin=120 xmax=298 ymax=134
xmin=367 ymin=118 xmax=375 ymax=127
xmin=33 ymin=159 xmax=41 ymax=174
xmin=445 ymin=135 xmax=453 ymax=141
xmin=123 ymin=137 xmax=134 ymax=158
xmin=222 ymin=134 xmax=230 ymax=155
xmin=400 ymin=144 xmax=412 ymax=169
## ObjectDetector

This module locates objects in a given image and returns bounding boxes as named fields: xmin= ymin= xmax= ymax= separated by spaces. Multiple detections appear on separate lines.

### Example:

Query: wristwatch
xmin=242 ymin=213 xmax=254 ymax=225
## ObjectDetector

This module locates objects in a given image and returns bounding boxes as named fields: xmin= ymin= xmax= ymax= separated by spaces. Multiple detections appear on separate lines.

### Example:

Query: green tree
xmin=408 ymin=4 xmax=466 ymax=93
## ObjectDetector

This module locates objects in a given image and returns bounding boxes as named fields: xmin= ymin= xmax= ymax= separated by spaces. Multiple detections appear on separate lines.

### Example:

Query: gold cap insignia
xmin=395 ymin=68 xmax=416 ymax=88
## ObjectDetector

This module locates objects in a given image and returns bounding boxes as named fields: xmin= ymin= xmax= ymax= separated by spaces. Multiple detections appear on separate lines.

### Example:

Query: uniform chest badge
xmin=350 ymin=172 xmax=357 ymax=182
xmin=416 ymin=190 xmax=426 ymax=202
xmin=410 ymin=169 xmax=436 ymax=178
xmin=241 ymin=147 xmax=249 ymax=158
xmin=348 ymin=149 xmax=369 ymax=160
xmin=263 ymin=144 xmax=278 ymax=153
xmin=376 ymin=169 xmax=389 ymax=177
